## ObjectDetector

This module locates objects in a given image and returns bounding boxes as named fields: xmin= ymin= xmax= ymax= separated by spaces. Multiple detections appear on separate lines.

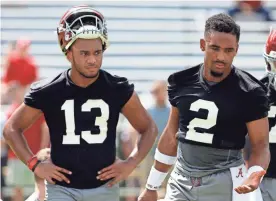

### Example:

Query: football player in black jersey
xmin=244 ymin=28 xmax=276 ymax=201
xmin=138 ymin=13 xmax=270 ymax=201
xmin=3 ymin=5 xmax=158 ymax=201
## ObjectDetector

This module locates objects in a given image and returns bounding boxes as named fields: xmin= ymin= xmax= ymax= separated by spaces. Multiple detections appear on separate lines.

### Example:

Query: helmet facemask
xmin=265 ymin=51 xmax=276 ymax=90
xmin=264 ymin=50 xmax=276 ymax=72
xmin=263 ymin=27 xmax=276 ymax=89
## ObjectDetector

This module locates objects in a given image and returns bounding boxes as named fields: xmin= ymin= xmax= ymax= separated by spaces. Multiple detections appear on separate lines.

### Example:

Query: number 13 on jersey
xmin=61 ymin=99 xmax=109 ymax=144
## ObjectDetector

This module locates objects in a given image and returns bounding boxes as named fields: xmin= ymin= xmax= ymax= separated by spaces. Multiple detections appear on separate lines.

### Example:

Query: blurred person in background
xmin=0 ymin=40 xmax=16 ymax=198
xmin=228 ymin=0 xmax=272 ymax=22
xmin=1 ymin=40 xmax=16 ymax=105
xmin=1 ymin=37 xmax=38 ymax=105
xmin=1 ymin=40 xmax=16 ymax=70
xmin=116 ymin=114 xmax=137 ymax=201
xmin=0 ymin=37 xmax=48 ymax=201
xmin=125 ymin=80 xmax=170 ymax=201
xmin=137 ymin=80 xmax=170 ymax=176
xmin=1 ymin=111 xmax=8 ymax=200
xmin=5 ymin=82 xmax=50 ymax=201
xmin=1 ymin=40 xmax=16 ymax=69
xmin=147 ymin=80 xmax=170 ymax=153
xmin=1 ymin=83 xmax=18 ymax=200
xmin=244 ymin=27 xmax=276 ymax=201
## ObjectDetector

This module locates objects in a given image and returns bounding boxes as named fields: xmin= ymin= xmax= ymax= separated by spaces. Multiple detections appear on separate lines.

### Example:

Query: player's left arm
xmin=97 ymin=92 xmax=158 ymax=186
xmin=235 ymin=117 xmax=270 ymax=194
xmin=39 ymin=121 xmax=50 ymax=150
xmin=246 ymin=117 xmax=270 ymax=170
xmin=244 ymin=86 xmax=270 ymax=170
xmin=121 ymin=92 xmax=158 ymax=166
xmin=235 ymin=86 xmax=270 ymax=194
xmin=242 ymin=135 xmax=251 ymax=169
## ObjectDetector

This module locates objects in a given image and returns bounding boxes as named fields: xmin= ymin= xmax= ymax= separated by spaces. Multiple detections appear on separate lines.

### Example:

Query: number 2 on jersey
xmin=61 ymin=99 xmax=109 ymax=144
xmin=268 ymin=106 xmax=276 ymax=143
xmin=186 ymin=99 xmax=218 ymax=144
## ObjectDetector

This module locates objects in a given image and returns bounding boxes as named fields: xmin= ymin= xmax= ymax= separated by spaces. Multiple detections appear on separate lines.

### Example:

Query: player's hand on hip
xmin=34 ymin=160 xmax=72 ymax=185
xmin=234 ymin=170 xmax=266 ymax=194
xmin=137 ymin=189 xmax=158 ymax=201
xmin=97 ymin=158 xmax=137 ymax=187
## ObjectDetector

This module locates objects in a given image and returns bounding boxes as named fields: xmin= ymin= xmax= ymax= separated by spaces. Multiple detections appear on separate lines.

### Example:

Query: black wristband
xmin=32 ymin=160 xmax=41 ymax=172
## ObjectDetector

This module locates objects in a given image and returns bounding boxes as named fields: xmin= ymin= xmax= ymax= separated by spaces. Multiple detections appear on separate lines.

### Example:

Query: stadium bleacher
xmin=1 ymin=1 xmax=276 ymax=94
xmin=1 ymin=1 xmax=276 ymax=198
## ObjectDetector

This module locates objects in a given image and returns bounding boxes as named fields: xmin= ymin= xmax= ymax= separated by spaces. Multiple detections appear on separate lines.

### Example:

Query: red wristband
xmin=27 ymin=156 xmax=39 ymax=171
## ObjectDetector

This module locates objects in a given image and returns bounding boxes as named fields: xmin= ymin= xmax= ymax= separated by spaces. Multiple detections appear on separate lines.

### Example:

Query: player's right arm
xmin=3 ymin=104 xmax=42 ymax=164
xmin=138 ymin=106 xmax=179 ymax=201
xmin=39 ymin=121 xmax=50 ymax=149
xmin=3 ymin=104 xmax=71 ymax=184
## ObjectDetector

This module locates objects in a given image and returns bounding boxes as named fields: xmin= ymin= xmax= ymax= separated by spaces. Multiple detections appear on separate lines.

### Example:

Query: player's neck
xmin=69 ymin=69 xmax=99 ymax=88
xmin=203 ymin=67 xmax=231 ymax=83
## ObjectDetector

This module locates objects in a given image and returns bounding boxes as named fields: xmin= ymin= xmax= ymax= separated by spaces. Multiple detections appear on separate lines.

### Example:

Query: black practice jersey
xmin=260 ymin=74 xmax=276 ymax=178
xmin=24 ymin=69 xmax=134 ymax=189
xmin=168 ymin=64 xmax=269 ymax=150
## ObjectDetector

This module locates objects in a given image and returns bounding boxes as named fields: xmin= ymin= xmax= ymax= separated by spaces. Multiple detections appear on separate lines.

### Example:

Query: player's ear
xmin=200 ymin=39 xmax=205 ymax=52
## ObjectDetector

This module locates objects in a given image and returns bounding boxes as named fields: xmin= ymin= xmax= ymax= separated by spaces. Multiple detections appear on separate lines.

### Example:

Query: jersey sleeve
xmin=24 ymin=81 xmax=45 ymax=110
xmin=167 ymin=73 xmax=178 ymax=107
xmin=243 ymin=86 xmax=269 ymax=123
xmin=115 ymin=77 xmax=134 ymax=109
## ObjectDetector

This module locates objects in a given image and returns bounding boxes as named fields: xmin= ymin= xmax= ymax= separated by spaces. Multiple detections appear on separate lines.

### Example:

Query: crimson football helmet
xmin=57 ymin=5 xmax=109 ymax=55
xmin=264 ymin=27 xmax=276 ymax=72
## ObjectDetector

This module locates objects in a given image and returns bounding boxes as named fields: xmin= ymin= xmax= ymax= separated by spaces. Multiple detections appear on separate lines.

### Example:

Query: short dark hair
xmin=205 ymin=13 xmax=240 ymax=42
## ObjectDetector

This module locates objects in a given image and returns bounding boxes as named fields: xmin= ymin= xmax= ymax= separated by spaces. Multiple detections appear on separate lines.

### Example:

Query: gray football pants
xmin=45 ymin=182 xmax=119 ymax=201
xmin=164 ymin=169 xmax=232 ymax=201
xmin=260 ymin=177 xmax=276 ymax=201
